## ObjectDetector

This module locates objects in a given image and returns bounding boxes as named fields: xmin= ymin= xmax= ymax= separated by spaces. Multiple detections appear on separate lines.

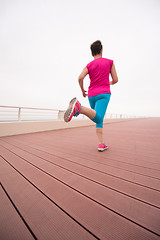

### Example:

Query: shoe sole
xmin=98 ymin=147 xmax=109 ymax=152
xmin=64 ymin=97 xmax=77 ymax=122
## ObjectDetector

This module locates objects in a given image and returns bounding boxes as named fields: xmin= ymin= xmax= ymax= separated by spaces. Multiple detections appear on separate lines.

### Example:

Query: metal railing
xmin=0 ymin=106 xmax=64 ymax=122
xmin=0 ymin=105 xmax=138 ymax=122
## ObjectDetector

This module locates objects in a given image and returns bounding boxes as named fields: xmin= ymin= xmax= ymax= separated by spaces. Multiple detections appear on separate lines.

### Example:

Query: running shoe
xmin=64 ymin=97 xmax=81 ymax=122
xmin=98 ymin=143 xmax=109 ymax=152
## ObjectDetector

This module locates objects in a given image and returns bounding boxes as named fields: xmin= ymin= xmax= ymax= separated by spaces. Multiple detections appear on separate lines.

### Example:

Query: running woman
xmin=64 ymin=40 xmax=118 ymax=152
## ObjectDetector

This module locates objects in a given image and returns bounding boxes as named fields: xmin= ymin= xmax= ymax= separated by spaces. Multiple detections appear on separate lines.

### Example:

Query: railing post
xmin=18 ymin=108 xmax=21 ymax=121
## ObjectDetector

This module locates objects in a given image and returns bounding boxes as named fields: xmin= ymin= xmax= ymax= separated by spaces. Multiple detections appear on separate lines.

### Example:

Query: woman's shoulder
xmin=102 ymin=58 xmax=114 ymax=68
xmin=86 ymin=57 xmax=113 ymax=68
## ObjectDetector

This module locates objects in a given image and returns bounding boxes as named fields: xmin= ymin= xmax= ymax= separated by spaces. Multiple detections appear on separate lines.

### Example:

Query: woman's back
xmin=86 ymin=57 xmax=113 ymax=97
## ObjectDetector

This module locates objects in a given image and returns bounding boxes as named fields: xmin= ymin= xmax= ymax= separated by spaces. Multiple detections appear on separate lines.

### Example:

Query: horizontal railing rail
xmin=0 ymin=105 xmax=63 ymax=122
xmin=0 ymin=105 xmax=140 ymax=122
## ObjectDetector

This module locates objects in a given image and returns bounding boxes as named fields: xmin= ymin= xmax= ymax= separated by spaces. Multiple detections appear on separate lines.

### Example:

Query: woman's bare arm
xmin=110 ymin=64 xmax=118 ymax=85
xmin=78 ymin=67 xmax=88 ymax=97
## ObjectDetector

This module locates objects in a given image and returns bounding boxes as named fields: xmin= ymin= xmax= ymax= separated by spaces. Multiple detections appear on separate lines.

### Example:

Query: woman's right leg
xmin=96 ymin=127 xmax=103 ymax=144
xmin=94 ymin=94 xmax=111 ymax=145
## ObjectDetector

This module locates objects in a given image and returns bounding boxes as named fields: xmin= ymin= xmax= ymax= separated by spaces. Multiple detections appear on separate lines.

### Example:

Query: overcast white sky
xmin=0 ymin=0 xmax=160 ymax=117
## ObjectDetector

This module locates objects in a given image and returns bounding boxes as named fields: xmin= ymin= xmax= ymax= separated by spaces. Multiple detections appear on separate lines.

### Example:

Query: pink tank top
xmin=86 ymin=57 xmax=113 ymax=97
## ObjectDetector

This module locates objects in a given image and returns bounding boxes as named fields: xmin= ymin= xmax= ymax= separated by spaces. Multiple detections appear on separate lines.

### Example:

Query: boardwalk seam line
xmin=1 ymin=141 xmax=160 ymax=193
xmin=4 ymin=138 xmax=160 ymax=180
xmin=5 ymin=137 xmax=160 ymax=169
xmin=0 ymin=156 xmax=100 ymax=240
xmin=1 ymin=144 xmax=160 ymax=209
xmin=0 ymin=182 xmax=38 ymax=240
xmin=1 ymin=153 xmax=160 ymax=238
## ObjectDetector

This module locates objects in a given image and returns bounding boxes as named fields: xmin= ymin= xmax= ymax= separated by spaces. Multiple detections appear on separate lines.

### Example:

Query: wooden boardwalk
xmin=0 ymin=118 xmax=160 ymax=240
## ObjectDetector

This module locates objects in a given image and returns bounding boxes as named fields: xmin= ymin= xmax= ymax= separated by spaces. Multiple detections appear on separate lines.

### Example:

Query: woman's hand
xmin=82 ymin=90 xmax=88 ymax=97
xmin=109 ymin=79 xmax=113 ymax=85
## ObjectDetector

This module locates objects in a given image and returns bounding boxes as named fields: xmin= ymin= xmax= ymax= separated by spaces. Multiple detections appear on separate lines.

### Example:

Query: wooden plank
xmin=0 ymin=184 xmax=35 ymax=240
xmin=3 ymin=135 xmax=160 ymax=172
xmin=0 ymin=147 xmax=159 ymax=240
xmin=0 ymin=157 xmax=96 ymax=240
xmin=1 ymin=118 xmax=160 ymax=240
xmin=31 ymin=143 xmax=159 ymax=179
xmin=3 ymin=138 xmax=159 ymax=192
xmin=5 ymin=119 xmax=160 ymax=172
xmin=0 ymin=140 xmax=159 ymax=209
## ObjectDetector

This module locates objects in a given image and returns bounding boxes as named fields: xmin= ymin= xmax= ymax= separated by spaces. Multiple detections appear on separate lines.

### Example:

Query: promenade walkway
xmin=0 ymin=118 xmax=160 ymax=240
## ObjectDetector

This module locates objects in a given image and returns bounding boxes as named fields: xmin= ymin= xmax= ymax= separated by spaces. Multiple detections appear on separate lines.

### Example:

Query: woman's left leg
xmin=80 ymin=106 xmax=96 ymax=119
xmin=64 ymin=94 xmax=110 ymax=136
xmin=94 ymin=94 xmax=111 ymax=144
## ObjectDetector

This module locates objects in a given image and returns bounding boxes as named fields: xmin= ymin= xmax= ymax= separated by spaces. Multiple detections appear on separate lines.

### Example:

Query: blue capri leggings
xmin=88 ymin=93 xmax=111 ymax=128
